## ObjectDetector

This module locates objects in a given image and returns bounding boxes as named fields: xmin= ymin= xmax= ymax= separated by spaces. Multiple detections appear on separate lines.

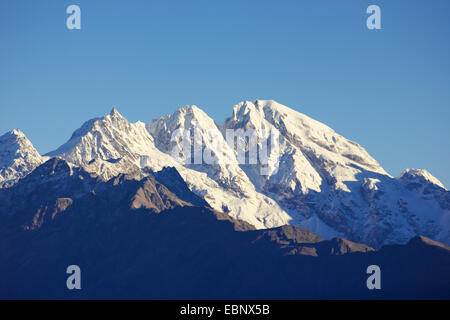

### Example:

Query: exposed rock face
xmin=0 ymin=158 xmax=195 ymax=230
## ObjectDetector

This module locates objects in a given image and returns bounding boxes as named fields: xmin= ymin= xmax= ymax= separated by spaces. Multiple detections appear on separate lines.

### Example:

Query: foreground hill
xmin=0 ymin=159 xmax=448 ymax=299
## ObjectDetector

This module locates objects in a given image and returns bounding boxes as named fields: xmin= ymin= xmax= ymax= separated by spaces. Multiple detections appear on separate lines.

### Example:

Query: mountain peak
xmin=9 ymin=129 xmax=25 ymax=137
xmin=152 ymin=105 xmax=218 ymax=133
xmin=0 ymin=129 xmax=46 ymax=184
xmin=177 ymin=105 xmax=211 ymax=121
xmin=407 ymin=235 xmax=450 ymax=251
xmin=1 ymin=129 xmax=27 ymax=142
xmin=228 ymin=100 xmax=265 ymax=126
xmin=46 ymin=105 xmax=177 ymax=179
xmin=180 ymin=105 xmax=200 ymax=112
xmin=253 ymin=99 xmax=276 ymax=108
xmin=398 ymin=168 xmax=446 ymax=190
xmin=0 ymin=129 xmax=38 ymax=155
xmin=109 ymin=107 xmax=124 ymax=118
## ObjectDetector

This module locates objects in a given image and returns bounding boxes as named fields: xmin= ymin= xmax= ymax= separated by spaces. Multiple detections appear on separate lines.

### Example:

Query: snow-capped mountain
xmin=146 ymin=105 xmax=296 ymax=227
xmin=45 ymin=107 xmax=294 ymax=229
xmin=0 ymin=129 xmax=47 ymax=186
xmin=3 ymin=100 xmax=448 ymax=248
xmin=45 ymin=108 xmax=176 ymax=181
xmin=222 ymin=100 xmax=388 ymax=193
xmin=222 ymin=100 xmax=449 ymax=247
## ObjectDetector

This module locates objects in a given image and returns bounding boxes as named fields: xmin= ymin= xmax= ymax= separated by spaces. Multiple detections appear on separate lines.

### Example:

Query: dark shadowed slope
xmin=0 ymin=159 xmax=449 ymax=299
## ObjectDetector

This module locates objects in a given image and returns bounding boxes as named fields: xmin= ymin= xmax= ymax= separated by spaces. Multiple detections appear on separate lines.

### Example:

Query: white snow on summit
xmin=147 ymin=105 xmax=297 ymax=229
xmin=218 ymin=100 xmax=449 ymax=247
xmin=398 ymin=168 xmax=446 ymax=190
xmin=0 ymin=129 xmax=47 ymax=185
xmin=44 ymin=106 xmax=294 ymax=229
xmin=31 ymin=100 xmax=450 ymax=248
xmin=45 ymin=108 xmax=178 ymax=180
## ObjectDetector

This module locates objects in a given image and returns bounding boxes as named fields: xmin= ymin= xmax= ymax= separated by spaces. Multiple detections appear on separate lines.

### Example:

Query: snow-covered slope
xmin=45 ymin=108 xmax=177 ymax=180
xmin=398 ymin=168 xmax=446 ymax=190
xmin=222 ymin=100 xmax=387 ymax=192
xmin=0 ymin=129 xmax=47 ymax=186
xmin=221 ymin=100 xmax=449 ymax=247
xmin=46 ymin=107 xmax=294 ymax=228
xmin=43 ymin=101 xmax=449 ymax=248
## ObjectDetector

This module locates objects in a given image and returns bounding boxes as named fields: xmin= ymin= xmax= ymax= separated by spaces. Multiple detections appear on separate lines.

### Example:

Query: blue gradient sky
xmin=0 ymin=0 xmax=449 ymax=186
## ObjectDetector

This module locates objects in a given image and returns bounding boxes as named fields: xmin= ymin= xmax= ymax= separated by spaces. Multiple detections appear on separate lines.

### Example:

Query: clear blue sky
xmin=1 ymin=0 xmax=449 ymax=186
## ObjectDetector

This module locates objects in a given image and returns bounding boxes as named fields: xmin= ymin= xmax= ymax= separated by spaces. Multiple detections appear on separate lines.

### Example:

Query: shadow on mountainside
xmin=1 ymin=206 xmax=449 ymax=299
xmin=0 ymin=158 xmax=449 ymax=299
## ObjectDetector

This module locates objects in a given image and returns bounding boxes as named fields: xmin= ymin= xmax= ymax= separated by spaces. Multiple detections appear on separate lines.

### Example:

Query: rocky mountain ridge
xmin=1 ymin=100 xmax=448 ymax=248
